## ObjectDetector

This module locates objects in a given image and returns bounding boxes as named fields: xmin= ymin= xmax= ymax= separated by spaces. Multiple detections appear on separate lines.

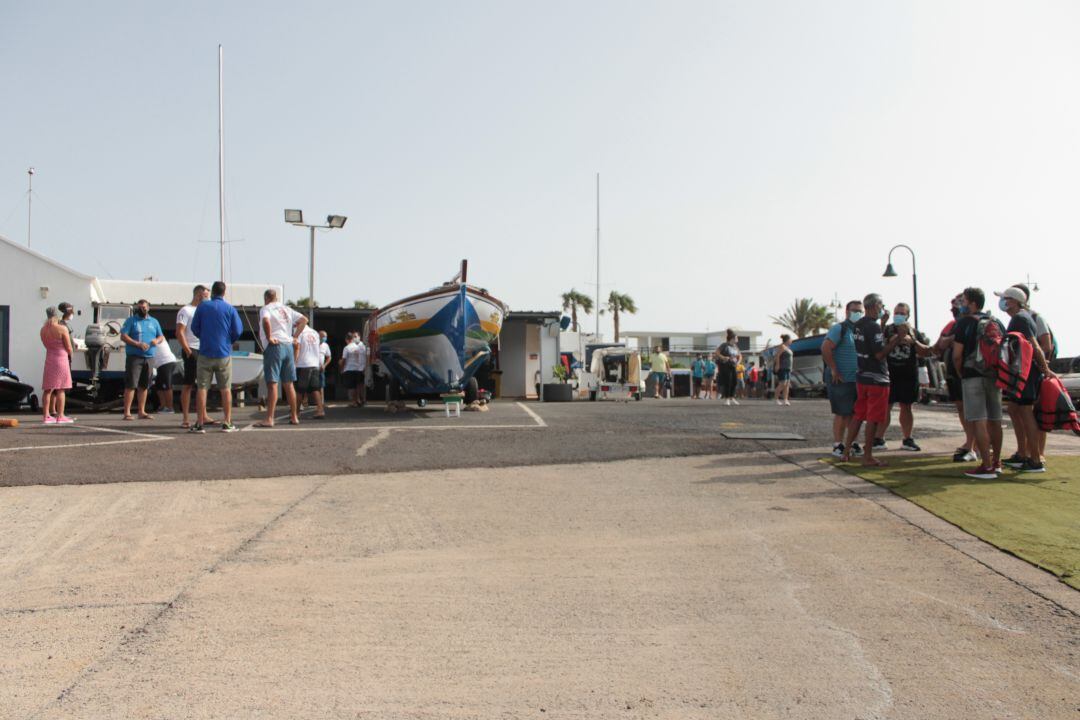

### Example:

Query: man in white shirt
xmin=176 ymin=285 xmax=210 ymax=428
xmin=150 ymin=339 xmax=179 ymax=414
xmin=294 ymin=325 xmax=326 ymax=418
xmin=339 ymin=332 xmax=368 ymax=407
xmin=256 ymin=289 xmax=307 ymax=427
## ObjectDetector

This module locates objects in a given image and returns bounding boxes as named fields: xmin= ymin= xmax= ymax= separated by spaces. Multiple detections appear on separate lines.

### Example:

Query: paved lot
xmin=2 ymin=399 xmax=1078 ymax=718
xmin=0 ymin=398 xmax=952 ymax=486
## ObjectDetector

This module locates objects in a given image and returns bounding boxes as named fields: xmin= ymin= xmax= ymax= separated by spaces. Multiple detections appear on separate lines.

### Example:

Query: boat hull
xmin=372 ymin=285 xmax=507 ymax=395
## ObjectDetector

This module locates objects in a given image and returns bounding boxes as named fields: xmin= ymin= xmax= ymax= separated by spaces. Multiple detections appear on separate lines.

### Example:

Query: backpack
xmin=995 ymin=332 xmax=1034 ymax=401
xmin=1034 ymin=376 xmax=1080 ymax=435
xmin=962 ymin=314 xmax=1005 ymax=377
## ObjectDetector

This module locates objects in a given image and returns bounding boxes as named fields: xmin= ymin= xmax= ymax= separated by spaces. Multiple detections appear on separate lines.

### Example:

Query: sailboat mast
xmin=217 ymin=44 xmax=226 ymax=281
xmin=595 ymin=172 xmax=600 ymax=338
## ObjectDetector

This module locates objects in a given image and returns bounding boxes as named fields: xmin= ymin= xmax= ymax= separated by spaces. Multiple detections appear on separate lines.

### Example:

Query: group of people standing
xmin=37 ymin=281 xmax=369 ymax=431
xmin=823 ymin=284 xmax=1057 ymax=475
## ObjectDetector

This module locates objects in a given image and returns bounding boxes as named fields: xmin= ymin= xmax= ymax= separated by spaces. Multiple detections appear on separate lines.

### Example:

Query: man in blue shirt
xmin=190 ymin=280 xmax=244 ymax=433
xmin=120 ymin=299 xmax=165 ymax=420
xmin=691 ymin=354 xmax=705 ymax=399
xmin=822 ymin=299 xmax=862 ymax=457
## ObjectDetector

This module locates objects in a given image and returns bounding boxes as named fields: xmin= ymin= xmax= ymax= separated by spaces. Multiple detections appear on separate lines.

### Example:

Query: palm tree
xmin=769 ymin=298 xmax=833 ymax=338
xmin=560 ymin=289 xmax=594 ymax=331
xmin=605 ymin=291 xmax=637 ymax=342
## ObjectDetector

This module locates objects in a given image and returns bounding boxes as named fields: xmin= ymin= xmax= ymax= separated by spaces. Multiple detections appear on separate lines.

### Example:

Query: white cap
xmin=993 ymin=287 xmax=1027 ymax=304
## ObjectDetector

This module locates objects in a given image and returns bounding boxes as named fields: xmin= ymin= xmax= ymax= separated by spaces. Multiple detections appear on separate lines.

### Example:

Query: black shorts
xmin=153 ymin=362 xmax=177 ymax=391
xmin=125 ymin=355 xmax=152 ymax=390
xmin=946 ymin=375 xmax=963 ymax=403
xmin=1011 ymin=368 xmax=1042 ymax=406
xmin=888 ymin=375 xmax=919 ymax=405
xmin=182 ymin=350 xmax=199 ymax=386
xmin=343 ymin=370 xmax=363 ymax=389
xmin=296 ymin=367 xmax=321 ymax=392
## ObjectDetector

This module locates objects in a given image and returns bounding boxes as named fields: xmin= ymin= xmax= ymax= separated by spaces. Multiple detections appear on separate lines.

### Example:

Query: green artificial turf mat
xmin=827 ymin=455 xmax=1080 ymax=590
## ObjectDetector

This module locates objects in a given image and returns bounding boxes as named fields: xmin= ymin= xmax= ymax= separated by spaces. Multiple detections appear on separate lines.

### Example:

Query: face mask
xmin=998 ymin=298 xmax=1009 ymax=312
xmin=847 ymin=311 xmax=864 ymax=323
xmin=893 ymin=314 xmax=907 ymax=325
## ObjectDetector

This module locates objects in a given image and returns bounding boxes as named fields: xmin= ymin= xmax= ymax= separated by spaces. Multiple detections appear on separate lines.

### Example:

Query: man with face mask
xmin=994 ymin=287 xmax=1057 ymax=473
xmin=952 ymin=287 xmax=1005 ymax=479
xmin=1012 ymin=283 xmax=1056 ymax=464
xmin=842 ymin=294 xmax=908 ymax=466
xmin=119 ymin=299 xmax=165 ymax=420
xmin=319 ymin=331 xmax=332 ymax=398
xmin=876 ymin=302 xmax=931 ymax=451
xmin=934 ymin=294 xmax=977 ymax=462
xmin=822 ymin=300 xmax=863 ymax=458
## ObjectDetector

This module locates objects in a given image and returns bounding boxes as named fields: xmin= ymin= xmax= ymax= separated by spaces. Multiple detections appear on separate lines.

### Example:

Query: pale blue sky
xmin=2 ymin=1 xmax=1078 ymax=352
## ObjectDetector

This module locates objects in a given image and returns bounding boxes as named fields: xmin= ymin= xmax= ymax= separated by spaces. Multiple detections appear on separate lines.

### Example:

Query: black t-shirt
xmin=854 ymin=316 xmax=889 ymax=386
xmin=1007 ymin=311 xmax=1037 ymax=342
xmin=883 ymin=324 xmax=929 ymax=378
xmin=952 ymin=314 xmax=982 ymax=379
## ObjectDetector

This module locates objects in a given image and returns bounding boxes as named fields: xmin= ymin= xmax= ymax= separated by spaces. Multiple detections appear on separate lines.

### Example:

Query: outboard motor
xmin=83 ymin=324 xmax=106 ymax=398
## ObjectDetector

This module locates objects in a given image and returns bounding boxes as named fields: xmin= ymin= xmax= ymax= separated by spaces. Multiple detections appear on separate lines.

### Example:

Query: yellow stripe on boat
xmin=377 ymin=318 xmax=429 ymax=335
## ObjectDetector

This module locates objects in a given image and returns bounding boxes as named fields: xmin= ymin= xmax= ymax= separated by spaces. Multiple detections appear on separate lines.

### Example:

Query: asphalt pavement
xmin=0 ymin=397 xmax=955 ymax=487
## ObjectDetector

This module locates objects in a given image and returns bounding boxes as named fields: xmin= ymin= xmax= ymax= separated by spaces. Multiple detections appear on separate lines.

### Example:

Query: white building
xmin=0 ymin=234 xmax=279 ymax=398
xmin=621 ymin=328 xmax=766 ymax=367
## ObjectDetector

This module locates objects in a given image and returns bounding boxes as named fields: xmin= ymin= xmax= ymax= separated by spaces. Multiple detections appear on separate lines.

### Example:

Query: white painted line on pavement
xmin=0 ymin=437 xmax=168 ymax=454
xmin=76 ymin=424 xmax=163 ymax=440
xmin=264 ymin=423 xmax=542 ymax=433
xmin=516 ymin=402 xmax=547 ymax=427
xmin=356 ymin=428 xmax=392 ymax=457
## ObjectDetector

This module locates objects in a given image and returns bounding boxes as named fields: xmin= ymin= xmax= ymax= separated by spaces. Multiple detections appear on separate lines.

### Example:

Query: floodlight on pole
xmin=283 ymin=209 xmax=348 ymax=327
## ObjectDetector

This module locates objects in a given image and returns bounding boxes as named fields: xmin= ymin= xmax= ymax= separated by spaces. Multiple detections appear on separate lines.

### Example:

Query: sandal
xmin=122 ymin=415 xmax=135 ymax=421
xmin=253 ymin=421 xmax=275 ymax=428
xmin=180 ymin=422 xmax=191 ymax=429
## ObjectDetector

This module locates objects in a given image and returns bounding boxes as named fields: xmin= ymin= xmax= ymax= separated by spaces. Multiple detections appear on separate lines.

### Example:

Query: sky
xmin=2 ymin=0 xmax=1078 ymax=354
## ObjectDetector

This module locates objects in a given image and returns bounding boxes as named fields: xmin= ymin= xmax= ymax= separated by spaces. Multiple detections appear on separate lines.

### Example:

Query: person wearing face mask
xmin=319 ymin=331 xmax=332 ymax=398
xmin=119 ymin=299 xmax=165 ymax=420
xmin=822 ymin=300 xmax=863 ymax=458
xmin=1012 ymin=283 xmax=1056 ymax=464
xmin=951 ymin=287 xmax=1006 ymax=479
xmin=875 ymin=302 xmax=931 ymax=451
xmin=842 ymin=293 xmax=907 ymax=466
xmin=994 ymin=287 xmax=1057 ymax=473
xmin=934 ymin=294 xmax=977 ymax=462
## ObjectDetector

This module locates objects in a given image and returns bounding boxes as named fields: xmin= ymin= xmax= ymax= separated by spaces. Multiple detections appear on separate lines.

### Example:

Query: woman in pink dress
xmin=40 ymin=306 xmax=75 ymax=424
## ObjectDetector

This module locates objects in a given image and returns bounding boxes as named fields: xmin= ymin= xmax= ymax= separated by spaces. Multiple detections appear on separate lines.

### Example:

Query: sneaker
xmin=189 ymin=423 xmax=206 ymax=434
xmin=776 ymin=399 xmax=783 ymax=406
xmin=953 ymin=449 xmax=977 ymax=463
xmin=1003 ymin=453 xmax=1027 ymax=469
xmin=732 ymin=399 xmax=740 ymax=406
xmin=964 ymin=466 xmax=997 ymax=480
xmin=725 ymin=398 xmax=733 ymax=406
xmin=832 ymin=443 xmax=845 ymax=458
xmin=43 ymin=416 xmax=56 ymax=424
xmin=221 ymin=422 xmax=239 ymax=433
xmin=901 ymin=438 xmax=921 ymax=452
xmin=992 ymin=461 xmax=1004 ymax=474
xmin=851 ymin=443 xmax=864 ymax=457
xmin=1021 ymin=459 xmax=1046 ymax=473
xmin=56 ymin=416 xmax=76 ymax=424
xmin=873 ymin=438 xmax=888 ymax=451
xmin=783 ymin=400 xmax=791 ymax=406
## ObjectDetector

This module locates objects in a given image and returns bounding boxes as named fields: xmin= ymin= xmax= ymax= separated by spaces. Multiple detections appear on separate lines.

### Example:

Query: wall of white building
xmin=0 ymin=237 xmax=97 ymax=394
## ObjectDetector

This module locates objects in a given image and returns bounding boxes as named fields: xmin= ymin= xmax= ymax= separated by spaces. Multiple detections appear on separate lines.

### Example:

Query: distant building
xmin=621 ymin=328 xmax=766 ymax=367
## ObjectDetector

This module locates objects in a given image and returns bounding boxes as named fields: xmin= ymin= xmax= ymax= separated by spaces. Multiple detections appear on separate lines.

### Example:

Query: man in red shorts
xmin=842 ymin=293 xmax=908 ymax=466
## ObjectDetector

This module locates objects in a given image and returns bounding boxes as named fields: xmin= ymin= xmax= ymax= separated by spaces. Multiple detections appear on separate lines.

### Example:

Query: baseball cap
xmin=993 ymin=287 xmax=1027 ymax=304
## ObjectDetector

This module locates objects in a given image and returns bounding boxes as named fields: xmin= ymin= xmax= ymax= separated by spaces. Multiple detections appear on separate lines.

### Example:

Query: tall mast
xmin=595 ymin=172 xmax=600 ymax=338
xmin=27 ymin=167 xmax=34 ymax=248
xmin=217 ymin=44 xmax=226 ymax=281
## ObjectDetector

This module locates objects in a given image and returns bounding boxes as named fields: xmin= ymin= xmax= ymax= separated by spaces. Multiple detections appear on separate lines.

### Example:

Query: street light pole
xmin=309 ymin=225 xmax=317 ymax=327
xmin=883 ymin=244 xmax=918 ymax=331
xmin=27 ymin=167 xmax=34 ymax=248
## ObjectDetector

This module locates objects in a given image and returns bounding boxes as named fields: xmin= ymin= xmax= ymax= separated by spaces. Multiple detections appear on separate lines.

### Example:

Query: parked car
xmin=1050 ymin=356 xmax=1080 ymax=403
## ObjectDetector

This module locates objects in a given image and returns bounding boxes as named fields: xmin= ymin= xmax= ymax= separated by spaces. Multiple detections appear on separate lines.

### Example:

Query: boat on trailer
xmin=366 ymin=261 xmax=508 ymax=405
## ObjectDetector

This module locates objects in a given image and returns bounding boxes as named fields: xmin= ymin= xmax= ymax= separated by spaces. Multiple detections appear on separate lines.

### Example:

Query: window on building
xmin=661 ymin=338 xmax=670 ymax=351
xmin=737 ymin=336 xmax=751 ymax=351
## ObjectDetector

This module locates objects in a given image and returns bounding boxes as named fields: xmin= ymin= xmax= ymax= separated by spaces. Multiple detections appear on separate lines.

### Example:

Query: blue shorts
xmin=263 ymin=343 xmax=297 ymax=384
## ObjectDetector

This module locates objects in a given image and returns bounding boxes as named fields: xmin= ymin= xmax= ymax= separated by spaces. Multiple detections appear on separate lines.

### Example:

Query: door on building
xmin=0 ymin=305 xmax=9 ymax=368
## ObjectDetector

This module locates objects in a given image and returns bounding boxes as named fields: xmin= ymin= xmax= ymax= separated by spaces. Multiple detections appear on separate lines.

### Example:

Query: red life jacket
xmin=1034 ymin=376 xmax=1080 ymax=435
xmin=995 ymin=332 xmax=1033 ymax=401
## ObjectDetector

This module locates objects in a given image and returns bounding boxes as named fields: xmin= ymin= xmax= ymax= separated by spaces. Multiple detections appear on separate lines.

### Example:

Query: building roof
xmin=622 ymin=328 xmax=763 ymax=337
xmin=0 ymin=233 xmax=95 ymax=281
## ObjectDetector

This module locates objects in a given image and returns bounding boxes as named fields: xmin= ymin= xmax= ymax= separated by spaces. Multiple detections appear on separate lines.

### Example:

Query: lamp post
xmin=284 ymin=210 xmax=348 ymax=328
xmin=882 ymin=244 xmax=918 ymax=331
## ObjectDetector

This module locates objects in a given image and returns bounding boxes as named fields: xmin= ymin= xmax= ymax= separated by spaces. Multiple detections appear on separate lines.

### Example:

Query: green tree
xmin=288 ymin=296 xmax=316 ymax=309
xmin=605 ymin=291 xmax=637 ymax=342
xmin=560 ymin=289 xmax=594 ymax=331
xmin=353 ymin=299 xmax=377 ymax=310
xmin=769 ymin=298 xmax=833 ymax=338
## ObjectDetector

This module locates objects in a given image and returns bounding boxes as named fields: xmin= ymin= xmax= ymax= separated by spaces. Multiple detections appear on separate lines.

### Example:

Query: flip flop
xmin=861 ymin=459 xmax=888 ymax=467
xmin=138 ymin=414 xmax=154 ymax=420
xmin=253 ymin=421 xmax=275 ymax=428
xmin=289 ymin=419 xmax=301 ymax=425
xmin=180 ymin=422 xmax=191 ymax=429
xmin=311 ymin=414 xmax=326 ymax=420
xmin=122 ymin=415 xmax=135 ymax=421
